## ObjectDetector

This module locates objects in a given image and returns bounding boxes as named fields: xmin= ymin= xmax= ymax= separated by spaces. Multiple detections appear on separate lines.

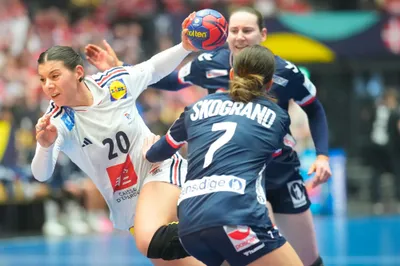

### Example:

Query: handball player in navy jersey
xmin=143 ymin=45 xmax=303 ymax=266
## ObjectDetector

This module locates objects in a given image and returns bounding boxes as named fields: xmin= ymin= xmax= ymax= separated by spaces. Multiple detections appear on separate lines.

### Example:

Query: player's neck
xmin=71 ymin=81 xmax=94 ymax=107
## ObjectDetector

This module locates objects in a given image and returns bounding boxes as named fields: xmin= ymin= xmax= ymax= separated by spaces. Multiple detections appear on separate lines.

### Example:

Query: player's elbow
xmin=31 ymin=171 xmax=49 ymax=183
xmin=31 ymin=164 xmax=51 ymax=182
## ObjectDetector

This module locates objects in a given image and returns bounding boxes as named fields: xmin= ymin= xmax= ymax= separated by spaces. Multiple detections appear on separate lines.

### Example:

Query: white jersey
xmin=32 ymin=44 xmax=190 ymax=230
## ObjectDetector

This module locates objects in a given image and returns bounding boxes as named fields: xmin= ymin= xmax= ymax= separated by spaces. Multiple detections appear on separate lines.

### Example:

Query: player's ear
xmin=229 ymin=68 xmax=234 ymax=80
xmin=75 ymin=65 xmax=85 ymax=82
xmin=261 ymin=27 xmax=267 ymax=42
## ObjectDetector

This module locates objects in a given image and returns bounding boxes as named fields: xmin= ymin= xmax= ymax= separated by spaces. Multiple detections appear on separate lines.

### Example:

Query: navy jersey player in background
xmin=85 ymin=7 xmax=330 ymax=266
xmin=144 ymin=45 xmax=303 ymax=266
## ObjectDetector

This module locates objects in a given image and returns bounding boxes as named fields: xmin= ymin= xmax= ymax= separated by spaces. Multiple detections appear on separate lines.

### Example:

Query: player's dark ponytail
xmin=229 ymin=45 xmax=276 ymax=103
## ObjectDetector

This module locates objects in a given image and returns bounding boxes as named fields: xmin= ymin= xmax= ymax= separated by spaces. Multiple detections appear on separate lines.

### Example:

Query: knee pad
xmin=147 ymin=222 xmax=190 ymax=260
xmin=310 ymin=256 xmax=324 ymax=266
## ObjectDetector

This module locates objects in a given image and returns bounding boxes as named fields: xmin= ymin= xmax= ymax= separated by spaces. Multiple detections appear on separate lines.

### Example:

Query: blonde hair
xmin=229 ymin=45 xmax=276 ymax=103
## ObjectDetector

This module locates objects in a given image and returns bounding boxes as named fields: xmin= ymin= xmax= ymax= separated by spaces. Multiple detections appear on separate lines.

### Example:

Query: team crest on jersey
xmin=124 ymin=112 xmax=133 ymax=124
xmin=109 ymin=79 xmax=127 ymax=101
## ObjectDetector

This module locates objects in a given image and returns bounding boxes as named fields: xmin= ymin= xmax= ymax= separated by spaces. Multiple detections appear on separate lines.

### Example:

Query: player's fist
xmin=35 ymin=114 xmax=58 ymax=148
xmin=85 ymin=40 xmax=122 ymax=72
xmin=181 ymin=12 xmax=198 ymax=52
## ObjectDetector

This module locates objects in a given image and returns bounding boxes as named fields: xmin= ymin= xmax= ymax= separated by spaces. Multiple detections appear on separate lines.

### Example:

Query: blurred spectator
xmin=366 ymin=89 xmax=400 ymax=214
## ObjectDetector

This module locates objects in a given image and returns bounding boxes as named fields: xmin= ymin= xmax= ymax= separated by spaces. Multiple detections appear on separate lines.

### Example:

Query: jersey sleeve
xmin=150 ymin=70 xmax=191 ymax=91
xmin=287 ymin=68 xmax=317 ymax=106
xmin=123 ymin=63 xmax=154 ymax=100
xmin=178 ymin=52 xmax=229 ymax=91
xmin=123 ymin=43 xmax=191 ymax=99
xmin=165 ymin=110 xmax=188 ymax=148
xmin=31 ymin=102 xmax=68 ymax=182
xmin=271 ymin=111 xmax=292 ymax=157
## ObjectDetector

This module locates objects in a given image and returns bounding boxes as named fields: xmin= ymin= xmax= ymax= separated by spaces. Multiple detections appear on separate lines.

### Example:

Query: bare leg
xmin=274 ymin=210 xmax=319 ymax=266
xmin=134 ymin=181 xmax=205 ymax=266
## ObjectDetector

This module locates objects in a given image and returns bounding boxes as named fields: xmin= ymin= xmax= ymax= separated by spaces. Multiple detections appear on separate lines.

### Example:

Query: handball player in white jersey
xmin=31 ymin=13 xmax=205 ymax=266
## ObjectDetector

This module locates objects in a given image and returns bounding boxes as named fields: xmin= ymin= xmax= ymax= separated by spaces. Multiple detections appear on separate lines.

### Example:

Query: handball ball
xmin=186 ymin=9 xmax=228 ymax=51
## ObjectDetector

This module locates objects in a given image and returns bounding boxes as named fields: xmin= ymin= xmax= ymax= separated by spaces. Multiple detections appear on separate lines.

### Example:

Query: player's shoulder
xmin=45 ymin=101 xmax=76 ymax=132
xmin=273 ymin=55 xmax=304 ymax=87
xmin=257 ymin=97 xmax=289 ymax=119
xmin=90 ymin=66 xmax=130 ymax=88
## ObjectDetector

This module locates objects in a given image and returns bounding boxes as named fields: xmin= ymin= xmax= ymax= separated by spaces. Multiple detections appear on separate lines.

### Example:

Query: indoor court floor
xmin=0 ymin=215 xmax=399 ymax=266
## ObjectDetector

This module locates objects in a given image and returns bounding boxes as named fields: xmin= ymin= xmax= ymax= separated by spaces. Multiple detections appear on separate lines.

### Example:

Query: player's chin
xmin=51 ymin=96 xmax=65 ymax=107
xmin=234 ymin=46 xmax=247 ymax=55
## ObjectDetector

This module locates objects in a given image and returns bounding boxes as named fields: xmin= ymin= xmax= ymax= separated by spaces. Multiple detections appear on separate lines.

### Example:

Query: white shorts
xmin=143 ymin=153 xmax=187 ymax=187
xmin=109 ymin=153 xmax=187 ymax=230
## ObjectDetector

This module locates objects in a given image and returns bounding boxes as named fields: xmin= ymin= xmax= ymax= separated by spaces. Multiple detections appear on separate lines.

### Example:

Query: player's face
xmin=38 ymin=61 xmax=78 ymax=106
xmin=227 ymin=12 xmax=267 ymax=56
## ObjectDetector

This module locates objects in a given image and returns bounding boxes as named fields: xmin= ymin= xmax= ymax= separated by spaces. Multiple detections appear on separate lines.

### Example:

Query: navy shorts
xmin=266 ymin=171 xmax=311 ymax=214
xmin=180 ymin=225 xmax=286 ymax=266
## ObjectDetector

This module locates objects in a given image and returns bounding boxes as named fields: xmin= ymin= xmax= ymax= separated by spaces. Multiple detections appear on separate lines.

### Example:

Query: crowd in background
xmin=1 ymin=0 xmax=400 ymax=236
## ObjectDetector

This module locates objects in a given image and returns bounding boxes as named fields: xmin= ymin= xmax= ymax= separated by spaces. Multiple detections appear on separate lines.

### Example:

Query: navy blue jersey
xmin=177 ymin=48 xmax=317 ymax=186
xmin=151 ymin=93 xmax=290 ymax=236
xmin=178 ymin=48 xmax=317 ymax=107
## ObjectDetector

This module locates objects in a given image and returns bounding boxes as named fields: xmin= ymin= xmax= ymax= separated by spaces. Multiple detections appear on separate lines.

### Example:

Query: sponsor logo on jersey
xmin=287 ymin=180 xmax=307 ymax=208
xmin=272 ymin=74 xmax=288 ymax=87
xmin=283 ymin=134 xmax=296 ymax=148
xmin=149 ymin=165 xmax=162 ymax=176
xmin=106 ymin=155 xmax=138 ymax=193
xmin=243 ymin=243 xmax=265 ymax=256
xmin=206 ymin=69 xmax=228 ymax=79
xmin=178 ymin=175 xmax=246 ymax=204
xmin=223 ymin=225 xmax=260 ymax=252
xmin=115 ymin=187 xmax=139 ymax=203
xmin=81 ymin=137 xmax=92 ymax=147
xmin=109 ymin=79 xmax=127 ymax=101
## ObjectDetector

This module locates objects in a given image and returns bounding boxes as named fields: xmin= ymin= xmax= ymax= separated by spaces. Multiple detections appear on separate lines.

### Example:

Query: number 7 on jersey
xmin=204 ymin=122 xmax=237 ymax=168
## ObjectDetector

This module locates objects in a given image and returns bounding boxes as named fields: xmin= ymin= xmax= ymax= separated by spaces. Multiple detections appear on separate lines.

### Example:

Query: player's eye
xmin=229 ymin=29 xmax=238 ymax=34
xmin=52 ymin=74 xmax=60 ymax=79
xmin=39 ymin=78 xmax=45 ymax=83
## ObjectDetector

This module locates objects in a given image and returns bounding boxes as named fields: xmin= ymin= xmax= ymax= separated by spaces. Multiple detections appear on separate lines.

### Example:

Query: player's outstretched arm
xmin=31 ymin=114 xmax=63 ymax=182
xmin=85 ymin=42 xmax=191 ymax=92
xmin=85 ymin=40 xmax=123 ymax=72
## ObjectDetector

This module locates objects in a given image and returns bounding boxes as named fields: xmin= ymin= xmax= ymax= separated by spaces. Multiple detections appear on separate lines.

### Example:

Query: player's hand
xmin=84 ymin=40 xmax=122 ymax=71
xmin=142 ymin=134 xmax=161 ymax=161
xmin=307 ymin=155 xmax=332 ymax=188
xmin=181 ymin=12 xmax=198 ymax=52
xmin=35 ymin=114 xmax=58 ymax=148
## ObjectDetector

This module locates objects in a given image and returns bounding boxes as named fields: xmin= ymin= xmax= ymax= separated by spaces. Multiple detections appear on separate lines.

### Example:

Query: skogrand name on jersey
xmin=190 ymin=99 xmax=276 ymax=129
xmin=178 ymin=175 xmax=246 ymax=205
